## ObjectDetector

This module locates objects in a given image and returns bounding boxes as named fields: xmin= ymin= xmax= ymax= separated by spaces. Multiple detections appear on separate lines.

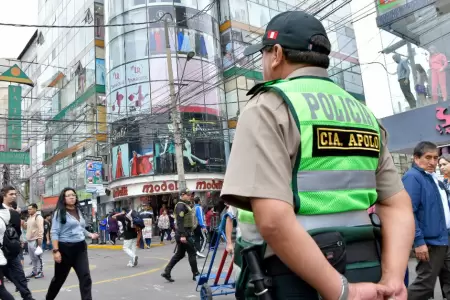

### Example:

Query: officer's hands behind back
xmin=348 ymin=282 xmax=394 ymax=300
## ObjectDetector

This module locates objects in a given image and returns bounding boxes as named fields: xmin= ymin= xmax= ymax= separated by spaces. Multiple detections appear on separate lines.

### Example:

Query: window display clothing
xmin=430 ymin=52 xmax=448 ymax=101
xmin=180 ymin=31 xmax=192 ymax=52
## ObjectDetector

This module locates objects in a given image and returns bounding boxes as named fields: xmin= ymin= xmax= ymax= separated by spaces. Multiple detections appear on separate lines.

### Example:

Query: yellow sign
xmin=0 ymin=64 xmax=34 ymax=86
xmin=313 ymin=125 xmax=380 ymax=158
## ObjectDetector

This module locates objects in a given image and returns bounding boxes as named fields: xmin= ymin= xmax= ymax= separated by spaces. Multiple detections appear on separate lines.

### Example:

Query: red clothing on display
xmin=115 ymin=152 xmax=125 ymax=179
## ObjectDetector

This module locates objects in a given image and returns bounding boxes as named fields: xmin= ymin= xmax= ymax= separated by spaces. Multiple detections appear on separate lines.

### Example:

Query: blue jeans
xmin=4 ymin=255 xmax=34 ymax=300
xmin=145 ymin=238 xmax=152 ymax=248
xmin=43 ymin=241 xmax=53 ymax=250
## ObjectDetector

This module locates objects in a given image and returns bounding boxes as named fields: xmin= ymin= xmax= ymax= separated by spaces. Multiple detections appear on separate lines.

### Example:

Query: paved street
xmin=4 ymin=245 xmax=447 ymax=300
xmin=6 ymin=244 xmax=235 ymax=300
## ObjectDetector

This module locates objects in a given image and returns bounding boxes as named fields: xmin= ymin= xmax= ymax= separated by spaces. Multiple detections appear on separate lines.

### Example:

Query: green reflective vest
xmin=237 ymin=76 xmax=381 ymax=228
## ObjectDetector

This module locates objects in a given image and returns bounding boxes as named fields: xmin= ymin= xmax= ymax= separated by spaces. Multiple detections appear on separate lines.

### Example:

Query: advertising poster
xmin=126 ymin=83 xmax=151 ymax=116
xmin=96 ymin=59 xmax=106 ymax=86
xmin=377 ymin=0 xmax=405 ymax=15
xmin=112 ymin=143 xmax=130 ymax=180
xmin=129 ymin=142 xmax=155 ymax=176
xmin=85 ymin=158 xmax=103 ymax=184
xmin=108 ymin=87 xmax=127 ymax=122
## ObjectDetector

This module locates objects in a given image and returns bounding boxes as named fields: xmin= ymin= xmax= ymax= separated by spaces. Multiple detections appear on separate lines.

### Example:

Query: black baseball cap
xmin=244 ymin=11 xmax=330 ymax=56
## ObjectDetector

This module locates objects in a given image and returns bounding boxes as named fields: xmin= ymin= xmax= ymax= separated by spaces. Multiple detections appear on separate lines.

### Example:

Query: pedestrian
xmin=1 ymin=186 xmax=36 ymax=300
xmin=43 ymin=215 xmax=52 ymax=250
xmin=406 ymin=142 xmax=450 ymax=300
xmin=25 ymin=203 xmax=44 ymax=279
xmin=113 ymin=208 xmax=139 ymax=267
xmin=99 ymin=216 xmax=108 ymax=244
xmin=107 ymin=213 xmax=118 ymax=245
xmin=161 ymin=189 xmax=199 ymax=282
xmin=158 ymin=209 xmax=170 ymax=244
xmin=0 ymin=197 xmax=15 ymax=300
xmin=139 ymin=204 xmax=153 ymax=249
xmin=46 ymin=187 xmax=99 ymax=300
xmin=220 ymin=10 xmax=415 ymax=299
xmin=193 ymin=197 xmax=207 ymax=254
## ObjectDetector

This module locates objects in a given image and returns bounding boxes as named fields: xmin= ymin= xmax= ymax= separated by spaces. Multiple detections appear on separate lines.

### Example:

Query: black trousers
xmin=46 ymin=241 xmax=92 ymax=300
xmin=4 ymin=255 xmax=34 ymax=300
xmin=165 ymin=237 xmax=199 ymax=275
xmin=0 ymin=266 xmax=14 ymax=300
xmin=194 ymin=226 xmax=205 ymax=252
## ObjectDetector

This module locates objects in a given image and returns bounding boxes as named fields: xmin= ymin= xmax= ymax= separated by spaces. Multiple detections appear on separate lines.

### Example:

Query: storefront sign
xmin=126 ymin=61 xmax=150 ymax=85
xmin=109 ymin=65 xmax=126 ymax=91
xmin=85 ymin=157 xmax=103 ymax=184
xmin=142 ymin=181 xmax=179 ymax=193
xmin=113 ymin=186 xmax=128 ymax=198
xmin=42 ymin=196 xmax=58 ymax=210
xmin=196 ymin=179 xmax=223 ymax=190
xmin=376 ymin=0 xmax=435 ymax=27
xmin=436 ymin=106 xmax=450 ymax=134
xmin=8 ymin=85 xmax=22 ymax=150
xmin=111 ymin=178 xmax=224 ymax=199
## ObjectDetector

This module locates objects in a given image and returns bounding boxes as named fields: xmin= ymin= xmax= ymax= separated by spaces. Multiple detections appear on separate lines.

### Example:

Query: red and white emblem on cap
xmin=267 ymin=30 xmax=278 ymax=40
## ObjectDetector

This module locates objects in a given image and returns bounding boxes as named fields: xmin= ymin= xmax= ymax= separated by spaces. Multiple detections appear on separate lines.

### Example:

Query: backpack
xmin=0 ymin=214 xmax=21 ymax=260
xmin=132 ymin=215 xmax=145 ymax=229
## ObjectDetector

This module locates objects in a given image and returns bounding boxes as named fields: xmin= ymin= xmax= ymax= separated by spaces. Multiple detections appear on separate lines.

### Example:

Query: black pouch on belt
xmin=311 ymin=231 xmax=347 ymax=274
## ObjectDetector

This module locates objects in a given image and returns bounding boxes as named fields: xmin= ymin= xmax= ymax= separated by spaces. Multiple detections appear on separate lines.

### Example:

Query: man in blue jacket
xmin=404 ymin=141 xmax=450 ymax=300
xmin=193 ymin=197 xmax=207 ymax=257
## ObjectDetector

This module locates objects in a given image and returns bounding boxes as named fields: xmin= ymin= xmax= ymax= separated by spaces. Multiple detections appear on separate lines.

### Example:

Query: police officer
xmin=161 ymin=189 xmax=200 ymax=282
xmin=220 ymin=10 xmax=415 ymax=300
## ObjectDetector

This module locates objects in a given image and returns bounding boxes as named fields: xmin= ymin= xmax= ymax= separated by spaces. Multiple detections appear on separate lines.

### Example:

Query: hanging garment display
xmin=177 ymin=30 xmax=184 ymax=51
xmin=168 ymin=28 xmax=176 ymax=51
xmin=189 ymin=31 xmax=196 ymax=53
xmin=199 ymin=35 xmax=208 ymax=57
xmin=155 ymin=30 xmax=164 ymax=52
xmin=149 ymin=31 xmax=157 ymax=53
xmin=180 ymin=31 xmax=191 ymax=52
xmin=195 ymin=33 xmax=202 ymax=57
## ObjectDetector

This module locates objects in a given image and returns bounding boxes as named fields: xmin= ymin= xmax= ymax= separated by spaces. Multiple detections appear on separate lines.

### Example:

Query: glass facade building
xmin=375 ymin=0 xmax=450 ymax=114
xmin=24 ymin=0 xmax=108 ymax=211
xmin=219 ymin=0 xmax=366 ymax=142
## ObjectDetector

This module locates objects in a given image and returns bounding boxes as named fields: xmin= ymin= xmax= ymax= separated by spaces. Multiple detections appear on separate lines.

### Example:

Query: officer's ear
xmin=271 ymin=44 xmax=284 ymax=69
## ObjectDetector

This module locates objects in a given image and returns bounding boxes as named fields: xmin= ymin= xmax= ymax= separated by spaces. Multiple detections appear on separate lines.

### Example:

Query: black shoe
xmin=161 ymin=272 xmax=175 ymax=282
xmin=193 ymin=272 xmax=200 ymax=281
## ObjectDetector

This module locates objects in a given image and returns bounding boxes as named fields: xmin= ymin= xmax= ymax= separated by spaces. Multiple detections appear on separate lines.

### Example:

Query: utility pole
xmin=164 ymin=19 xmax=187 ymax=191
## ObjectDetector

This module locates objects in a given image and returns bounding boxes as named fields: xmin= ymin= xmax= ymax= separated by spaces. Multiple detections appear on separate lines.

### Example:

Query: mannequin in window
xmin=223 ymin=43 xmax=233 ymax=69
xmin=429 ymin=45 xmax=448 ymax=102
xmin=392 ymin=53 xmax=416 ymax=109
xmin=115 ymin=146 xmax=125 ymax=179
xmin=414 ymin=64 xmax=429 ymax=106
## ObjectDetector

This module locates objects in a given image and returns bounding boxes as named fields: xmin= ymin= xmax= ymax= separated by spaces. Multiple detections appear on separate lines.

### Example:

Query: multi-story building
xmin=29 ymin=0 xmax=108 ymax=217
xmin=220 ymin=0 xmax=366 ymax=142
xmin=104 ymin=0 xmax=227 ymax=213
xmin=103 ymin=0 xmax=367 ymax=213
xmin=352 ymin=0 xmax=450 ymax=156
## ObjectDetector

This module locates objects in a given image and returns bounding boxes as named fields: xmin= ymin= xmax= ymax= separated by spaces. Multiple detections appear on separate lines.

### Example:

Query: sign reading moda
xmin=112 ymin=179 xmax=223 ymax=198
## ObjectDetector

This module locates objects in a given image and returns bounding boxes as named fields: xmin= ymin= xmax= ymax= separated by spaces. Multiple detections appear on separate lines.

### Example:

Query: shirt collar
xmin=2 ymin=203 xmax=10 ymax=209
xmin=286 ymin=67 xmax=329 ymax=79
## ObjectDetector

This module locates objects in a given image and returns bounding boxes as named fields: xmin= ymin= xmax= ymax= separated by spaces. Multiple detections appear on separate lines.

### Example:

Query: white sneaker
xmin=196 ymin=251 xmax=206 ymax=258
xmin=127 ymin=262 xmax=133 ymax=267
xmin=0 ymin=251 xmax=7 ymax=266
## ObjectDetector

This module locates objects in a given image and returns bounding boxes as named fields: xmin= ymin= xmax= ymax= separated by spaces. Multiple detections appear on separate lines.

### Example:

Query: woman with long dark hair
xmin=0 ymin=195 xmax=15 ymax=300
xmin=46 ymin=187 xmax=98 ymax=300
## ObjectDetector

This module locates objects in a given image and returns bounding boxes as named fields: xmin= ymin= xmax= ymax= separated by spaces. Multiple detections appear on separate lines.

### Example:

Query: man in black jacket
xmin=1 ymin=186 xmax=35 ymax=300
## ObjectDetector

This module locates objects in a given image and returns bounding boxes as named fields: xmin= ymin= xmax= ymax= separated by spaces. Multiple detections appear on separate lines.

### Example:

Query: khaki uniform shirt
xmin=221 ymin=67 xmax=404 ymax=211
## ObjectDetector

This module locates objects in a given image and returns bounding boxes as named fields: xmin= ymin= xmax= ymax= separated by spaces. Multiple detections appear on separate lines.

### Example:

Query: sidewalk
xmin=87 ymin=236 xmax=173 ymax=250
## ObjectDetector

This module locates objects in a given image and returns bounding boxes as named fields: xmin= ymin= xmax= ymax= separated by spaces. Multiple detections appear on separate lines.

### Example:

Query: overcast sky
xmin=0 ymin=0 xmax=37 ymax=60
